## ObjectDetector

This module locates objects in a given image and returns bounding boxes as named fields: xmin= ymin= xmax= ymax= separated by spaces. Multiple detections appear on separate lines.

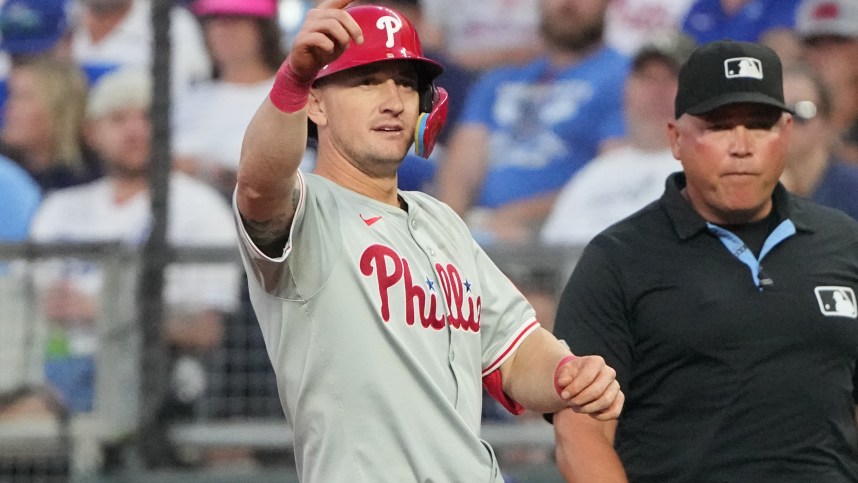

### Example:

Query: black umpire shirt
xmin=554 ymin=172 xmax=858 ymax=482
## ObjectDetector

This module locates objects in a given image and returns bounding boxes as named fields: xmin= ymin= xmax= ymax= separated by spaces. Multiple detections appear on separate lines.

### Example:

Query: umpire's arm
xmin=499 ymin=327 xmax=624 ymax=418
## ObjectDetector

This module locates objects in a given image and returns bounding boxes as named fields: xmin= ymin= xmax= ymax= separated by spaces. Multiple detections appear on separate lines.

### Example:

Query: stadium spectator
xmin=604 ymin=0 xmax=695 ymax=55
xmin=541 ymin=33 xmax=694 ymax=246
xmin=28 ymin=69 xmax=240 ymax=418
xmin=172 ymin=0 xmax=286 ymax=197
xmin=71 ymin=0 xmax=211 ymax=92
xmin=843 ymin=121 xmax=858 ymax=163
xmin=0 ymin=24 xmax=49 ymax=413
xmin=0 ymin=58 xmax=101 ymax=192
xmin=434 ymin=0 xmax=628 ymax=244
xmin=780 ymin=64 xmax=858 ymax=219
xmin=0 ymin=154 xmax=40 ymax=241
xmin=0 ymin=0 xmax=73 ymax=126
xmin=175 ymin=0 xmax=285 ymax=431
xmin=0 ymin=156 xmax=48 ymax=431
xmin=758 ymin=29 xmax=806 ymax=72
xmin=681 ymin=0 xmax=802 ymax=45
xmin=420 ymin=0 xmax=543 ymax=72
xmin=796 ymin=0 xmax=858 ymax=136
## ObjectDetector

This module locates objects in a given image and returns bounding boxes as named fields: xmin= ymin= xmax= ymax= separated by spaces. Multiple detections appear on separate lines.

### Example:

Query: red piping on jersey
xmin=481 ymin=319 xmax=539 ymax=376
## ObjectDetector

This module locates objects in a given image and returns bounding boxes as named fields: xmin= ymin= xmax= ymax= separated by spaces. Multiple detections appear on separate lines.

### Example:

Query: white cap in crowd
xmin=796 ymin=0 xmax=858 ymax=39
xmin=86 ymin=69 xmax=152 ymax=119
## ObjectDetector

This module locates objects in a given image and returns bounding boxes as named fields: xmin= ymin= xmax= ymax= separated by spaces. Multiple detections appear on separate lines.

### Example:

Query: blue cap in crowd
xmin=0 ymin=0 xmax=69 ymax=55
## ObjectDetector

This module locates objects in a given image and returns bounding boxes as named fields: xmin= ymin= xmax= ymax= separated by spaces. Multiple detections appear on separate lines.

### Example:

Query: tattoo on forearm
xmin=242 ymin=186 xmax=300 ymax=257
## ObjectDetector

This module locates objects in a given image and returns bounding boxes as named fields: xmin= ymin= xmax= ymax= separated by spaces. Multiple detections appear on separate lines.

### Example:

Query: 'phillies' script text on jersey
xmin=361 ymin=244 xmax=481 ymax=332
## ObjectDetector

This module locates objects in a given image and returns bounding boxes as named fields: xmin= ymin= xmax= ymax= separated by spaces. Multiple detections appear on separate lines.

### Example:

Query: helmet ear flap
xmin=414 ymin=86 xmax=448 ymax=158
xmin=419 ymin=83 xmax=436 ymax=113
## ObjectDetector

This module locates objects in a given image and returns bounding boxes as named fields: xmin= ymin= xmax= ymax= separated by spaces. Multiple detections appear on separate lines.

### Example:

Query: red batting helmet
xmin=314 ymin=5 xmax=448 ymax=158
xmin=314 ymin=5 xmax=443 ymax=84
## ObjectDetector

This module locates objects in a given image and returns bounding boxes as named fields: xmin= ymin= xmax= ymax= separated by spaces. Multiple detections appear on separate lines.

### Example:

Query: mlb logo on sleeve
xmin=724 ymin=57 xmax=763 ymax=79
xmin=814 ymin=287 xmax=858 ymax=318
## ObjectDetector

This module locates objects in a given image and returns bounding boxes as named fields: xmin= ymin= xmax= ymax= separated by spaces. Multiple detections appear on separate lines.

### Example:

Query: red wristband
xmin=269 ymin=60 xmax=315 ymax=113
xmin=553 ymin=355 xmax=577 ymax=397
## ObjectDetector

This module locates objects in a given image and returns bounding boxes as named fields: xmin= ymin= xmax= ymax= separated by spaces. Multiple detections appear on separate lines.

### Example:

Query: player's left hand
xmin=555 ymin=355 xmax=624 ymax=421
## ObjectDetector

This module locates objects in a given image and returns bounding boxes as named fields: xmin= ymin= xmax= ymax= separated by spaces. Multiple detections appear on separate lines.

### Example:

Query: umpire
xmin=551 ymin=39 xmax=858 ymax=482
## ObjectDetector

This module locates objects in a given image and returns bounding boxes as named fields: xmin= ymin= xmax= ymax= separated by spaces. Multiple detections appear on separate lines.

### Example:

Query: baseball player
xmin=233 ymin=1 xmax=624 ymax=481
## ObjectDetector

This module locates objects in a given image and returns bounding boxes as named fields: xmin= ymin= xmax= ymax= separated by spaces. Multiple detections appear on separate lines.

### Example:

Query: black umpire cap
xmin=674 ymin=40 xmax=793 ymax=119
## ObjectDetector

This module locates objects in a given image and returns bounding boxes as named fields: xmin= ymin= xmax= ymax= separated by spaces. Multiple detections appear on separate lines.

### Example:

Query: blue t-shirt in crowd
xmin=812 ymin=160 xmax=858 ymax=221
xmin=459 ymin=47 xmax=629 ymax=208
xmin=398 ymin=153 xmax=437 ymax=192
xmin=682 ymin=0 xmax=801 ymax=44
xmin=0 ymin=79 xmax=6 ymax=127
xmin=0 ymin=155 xmax=41 ymax=241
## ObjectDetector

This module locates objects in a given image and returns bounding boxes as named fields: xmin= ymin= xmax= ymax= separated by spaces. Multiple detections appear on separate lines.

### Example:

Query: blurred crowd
xmin=0 ymin=0 xmax=857 ymax=473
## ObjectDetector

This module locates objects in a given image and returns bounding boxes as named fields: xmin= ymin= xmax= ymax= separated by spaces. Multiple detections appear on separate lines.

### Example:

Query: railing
xmin=0 ymin=241 xmax=584 ymax=480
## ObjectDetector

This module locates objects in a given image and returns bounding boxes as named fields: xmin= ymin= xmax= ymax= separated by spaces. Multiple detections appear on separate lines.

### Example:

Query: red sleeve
xmin=481 ymin=369 xmax=525 ymax=415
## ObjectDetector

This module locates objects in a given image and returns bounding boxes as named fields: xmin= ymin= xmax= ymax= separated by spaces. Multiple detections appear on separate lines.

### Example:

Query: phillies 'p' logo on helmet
xmin=315 ymin=5 xmax=448 ymax=158
xmin=376 ymin=14 xmax=402 ymax=48
xmin=314 ymin=6 xmax=441 ymax=82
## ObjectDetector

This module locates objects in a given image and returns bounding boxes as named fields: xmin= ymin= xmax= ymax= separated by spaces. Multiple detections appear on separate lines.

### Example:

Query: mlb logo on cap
xmin=724 ymin=57 xmax=763 ymax=79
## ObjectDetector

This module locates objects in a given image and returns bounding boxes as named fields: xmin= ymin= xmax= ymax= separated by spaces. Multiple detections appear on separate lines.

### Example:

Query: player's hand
xmin=556 ymin=355 xmax=624 ymax=421
xmin=288 ymin=0 xmax=364 ymax=80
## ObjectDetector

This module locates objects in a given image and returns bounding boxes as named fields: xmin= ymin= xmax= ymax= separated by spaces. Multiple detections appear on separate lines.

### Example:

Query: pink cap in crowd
xmin=190 ymin=0 xmax=278 ymax=19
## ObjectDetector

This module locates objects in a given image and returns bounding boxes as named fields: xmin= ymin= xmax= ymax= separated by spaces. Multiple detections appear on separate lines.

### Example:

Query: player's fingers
xmin=289 ymin=20 xmax=355 ymax=76
xmin=588 ymin=386 xmax=625 ymax=421
xmin=564 ymin=367 xmax=616 ymax=410
xmin=295 ymin=27 xmax=348 ymax=58
xmin=339 ymin=8 xmax=364 ymax=45
xmin=557 ymin=355 xmax=610 ymax=398
xmin=316 ymin=0 xmax=354 ymax=12
xmin=297 ymin=14 xmax=355 ymax=50
xmin=304 ymin=3 xmax=363 ymax=45
xmin=573 ymin=378 xmax=621 ymax=415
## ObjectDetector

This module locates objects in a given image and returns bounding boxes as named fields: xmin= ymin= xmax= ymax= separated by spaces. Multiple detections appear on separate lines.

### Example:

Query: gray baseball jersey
xmin=234 ymin=172 xmax=539 ymax=482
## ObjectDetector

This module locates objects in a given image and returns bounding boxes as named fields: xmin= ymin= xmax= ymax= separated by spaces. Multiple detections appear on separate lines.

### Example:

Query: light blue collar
xmin=706 ymin=219 xmax=796 ymax=290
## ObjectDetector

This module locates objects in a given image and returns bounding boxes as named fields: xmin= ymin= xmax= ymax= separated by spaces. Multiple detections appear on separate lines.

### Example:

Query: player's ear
xmin=306 ymin=88 xmax=328 ymax=128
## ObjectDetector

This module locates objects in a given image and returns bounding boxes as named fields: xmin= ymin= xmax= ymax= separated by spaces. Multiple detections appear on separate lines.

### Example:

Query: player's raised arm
xmin=236 ymin=0 xmax=362 ymax=254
